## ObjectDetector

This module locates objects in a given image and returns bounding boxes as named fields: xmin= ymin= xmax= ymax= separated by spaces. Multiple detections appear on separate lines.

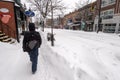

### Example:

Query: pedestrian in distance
xmin=22 ymin=23 xmax=42 ymax=74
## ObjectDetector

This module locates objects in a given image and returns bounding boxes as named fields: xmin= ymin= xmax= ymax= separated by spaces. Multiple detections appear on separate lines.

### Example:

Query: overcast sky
xmin=63 ymin=0 xmax=96 ymax=13
xmin=21 ymin=0 xmax=96 ymax=16
xmin=60 ymin=0 xmax=80 ymax=14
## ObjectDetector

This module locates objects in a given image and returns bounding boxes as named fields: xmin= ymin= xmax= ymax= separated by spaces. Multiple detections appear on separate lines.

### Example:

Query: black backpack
xmin=25 ymin=32 xmax=39 ymax=52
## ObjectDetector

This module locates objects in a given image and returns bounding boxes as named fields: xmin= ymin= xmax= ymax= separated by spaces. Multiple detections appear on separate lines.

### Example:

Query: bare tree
xmin=27 ymin=0 xmax=65 ymax=31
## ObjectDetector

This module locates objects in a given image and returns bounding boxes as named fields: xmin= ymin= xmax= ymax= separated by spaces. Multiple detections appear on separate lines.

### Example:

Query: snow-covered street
xmin=45 ymin=28 xmax=120 ymax=80
xmin=0 ymin=28 xmax=120 ymax=80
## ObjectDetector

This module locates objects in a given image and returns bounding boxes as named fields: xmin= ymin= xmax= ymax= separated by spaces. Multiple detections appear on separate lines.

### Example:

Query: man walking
xmin=23 ymin=23 xmax=42 ymax=74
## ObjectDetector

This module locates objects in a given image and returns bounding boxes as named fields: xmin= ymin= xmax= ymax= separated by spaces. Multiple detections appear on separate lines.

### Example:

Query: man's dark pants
xmin=28 ymin=48 xmax=38 ymax=73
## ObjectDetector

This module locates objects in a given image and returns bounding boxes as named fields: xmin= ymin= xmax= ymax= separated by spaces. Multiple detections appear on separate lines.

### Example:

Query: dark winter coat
xmin=22 ymin=31 xmax=42 ymax=52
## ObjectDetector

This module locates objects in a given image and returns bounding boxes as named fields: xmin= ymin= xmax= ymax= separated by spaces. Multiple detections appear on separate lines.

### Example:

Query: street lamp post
xmin=51 ymin=0 xmax=54 ymax=46
xmin=97 ymin=0 xmax=102 ymax=33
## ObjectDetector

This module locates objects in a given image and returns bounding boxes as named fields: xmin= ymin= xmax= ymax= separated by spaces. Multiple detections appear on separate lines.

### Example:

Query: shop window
xmin=111 ymin=24 xmax=116 ymax=26
xmin=108 ymin=24 xmax=111 ymax=26
xmin=105 ymin=24 xmax=107 ymax=26
xmin=104 ymin=23 xmax=116 ymax=32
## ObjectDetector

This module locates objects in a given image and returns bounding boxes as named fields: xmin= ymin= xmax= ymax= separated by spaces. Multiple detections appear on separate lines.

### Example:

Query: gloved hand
xmin=23 ymin=49 xmax=26 ymax=52
xmin=23 ymin=47 xmax=26 ymax=52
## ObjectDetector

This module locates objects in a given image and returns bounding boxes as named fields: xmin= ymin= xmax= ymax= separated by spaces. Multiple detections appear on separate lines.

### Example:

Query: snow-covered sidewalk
xmin=0 ymin=30 xmax=73 ymax=80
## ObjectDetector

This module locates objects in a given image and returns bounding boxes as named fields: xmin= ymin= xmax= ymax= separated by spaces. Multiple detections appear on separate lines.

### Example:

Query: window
xmin=103 ymin=15 xmax=113 ymax=19
xmin=101 ymin=0 xmax=107 ymax=7
xmin=104 ymin=23 xmax=116 ymax=32
xmin=101 ymin=0 xmax=116 ymax=7
xmin=104 ymin=11 xmax=108 ymax=16
xmin=111 ymin=24 xmax=116 ymax=26
xmin=109 ymin=0 xmax=116 ymax=4
xmin=102 ymin=9 xmax=114 ymax=19
xmin=108 ymin=10 xmax=114 ymax=15
xmin=67 ymin=19 xmax=72 ymax=23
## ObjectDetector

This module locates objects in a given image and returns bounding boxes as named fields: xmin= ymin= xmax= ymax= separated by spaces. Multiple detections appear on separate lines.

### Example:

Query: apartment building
xmin=94 ymin=0 xmax=120 ymax=33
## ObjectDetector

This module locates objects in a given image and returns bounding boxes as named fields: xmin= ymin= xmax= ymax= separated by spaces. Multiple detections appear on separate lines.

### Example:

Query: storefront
xmin=0 ymin=1 xmax=17 ymax=39
xmin=0 ymin=1 xmax=26 ymax=42
xmin=93 ymin=14 xmax=120 ymax=33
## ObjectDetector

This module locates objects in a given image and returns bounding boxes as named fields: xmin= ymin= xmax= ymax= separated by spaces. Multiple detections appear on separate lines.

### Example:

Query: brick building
xmin=62 ymin=1 xmax=97 ymax=31
xmin=78 ymin=1 xmax=96 ymax=31
xmin=0 ymin=0 xmax=26 ymax=42
xmin=94 ymin=0 xmax=120 ymax=33
xmin=63 ymin=9 xmax=80 ymax=29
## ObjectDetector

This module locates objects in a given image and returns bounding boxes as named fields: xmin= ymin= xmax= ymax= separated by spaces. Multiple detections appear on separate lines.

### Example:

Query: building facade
xmin=0 ymin=0 xmax=26 ymax=42
xmin=63 ymin=10 xmax=80 ymax=29
xmin=62 ymin=1 xmax=97 ymax=31
xmin=78 ymin=1 xmax=96 ymax=31
xmin=94 ymin=0 xmax=120 ymax=33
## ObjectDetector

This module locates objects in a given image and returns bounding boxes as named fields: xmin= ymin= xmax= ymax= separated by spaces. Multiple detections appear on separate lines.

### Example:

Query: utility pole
xmin=97 ymin=0 xmax=102 ymax=33
xmin=51 ymin=0 xmax=54 ymax=46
